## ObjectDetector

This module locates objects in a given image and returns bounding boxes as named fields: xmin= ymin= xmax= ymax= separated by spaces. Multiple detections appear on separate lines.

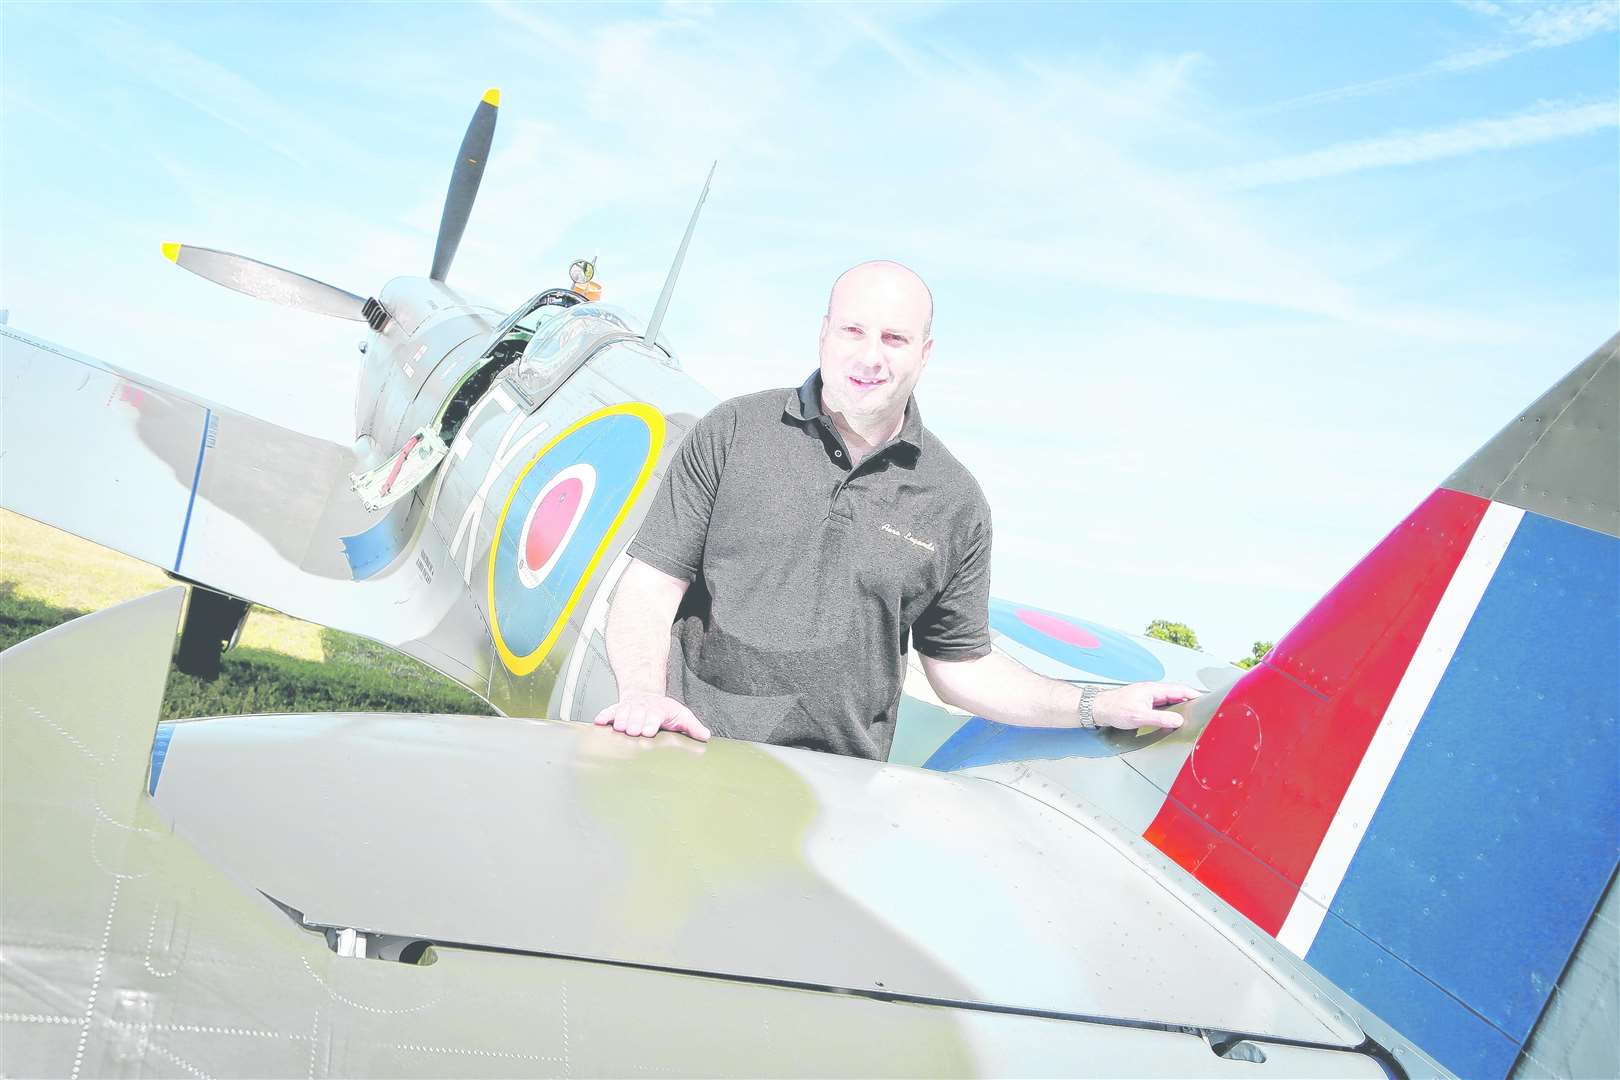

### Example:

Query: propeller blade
xmin=429 ymin=88 xmax=500 ymax=283
xmin=644 ymin=161 xmax=716 ymax=347
xmin=161 ymin=243 xmax=366 ymax=321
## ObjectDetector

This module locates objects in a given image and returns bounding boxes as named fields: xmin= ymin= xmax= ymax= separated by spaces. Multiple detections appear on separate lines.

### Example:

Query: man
xmin=593 ymin=260 xmax=1198 ymax=757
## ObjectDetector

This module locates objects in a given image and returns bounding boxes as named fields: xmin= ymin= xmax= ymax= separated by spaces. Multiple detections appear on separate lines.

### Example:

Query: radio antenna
xmin=644 ymin=161 xmax=715 ymax=348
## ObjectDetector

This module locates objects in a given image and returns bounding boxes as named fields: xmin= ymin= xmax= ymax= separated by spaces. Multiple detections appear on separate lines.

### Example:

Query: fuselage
xmin=326 ymin=273 xmax=718 ymax=720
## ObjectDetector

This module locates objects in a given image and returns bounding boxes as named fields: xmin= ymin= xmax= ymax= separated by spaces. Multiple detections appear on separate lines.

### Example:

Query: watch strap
xmin=1077 ymin=684 xmax=1102 ymax=730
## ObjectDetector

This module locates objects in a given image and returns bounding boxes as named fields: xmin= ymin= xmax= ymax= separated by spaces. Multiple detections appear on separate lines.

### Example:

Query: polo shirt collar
xmin=787 ymin=370 xmax=924 ymax=454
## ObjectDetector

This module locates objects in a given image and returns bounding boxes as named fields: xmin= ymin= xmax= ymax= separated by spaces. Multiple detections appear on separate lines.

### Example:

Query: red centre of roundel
xmin=1015 ymin=608 xmax=1101 ymax=649
xmin=524 ymin=477 xmax=584 ymax=571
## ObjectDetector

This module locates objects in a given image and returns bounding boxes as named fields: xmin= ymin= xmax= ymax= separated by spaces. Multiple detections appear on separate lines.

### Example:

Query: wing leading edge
xmin=0 ymin=325 xmax=485 ymax=685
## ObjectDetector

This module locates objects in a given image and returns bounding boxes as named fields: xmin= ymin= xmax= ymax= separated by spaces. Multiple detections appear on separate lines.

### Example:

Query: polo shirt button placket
xmin=829 ymin=472 xmax=855 ymax=522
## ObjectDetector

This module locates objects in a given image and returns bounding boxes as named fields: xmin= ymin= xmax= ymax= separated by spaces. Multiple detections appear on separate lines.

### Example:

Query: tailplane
xmin=1144 ymin=336 xmax=1618 ymax=1078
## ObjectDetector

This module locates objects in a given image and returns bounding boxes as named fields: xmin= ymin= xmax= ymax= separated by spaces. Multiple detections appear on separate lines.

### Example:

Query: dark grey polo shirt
xmin=627 ymin=371 xmax=993 ymax=760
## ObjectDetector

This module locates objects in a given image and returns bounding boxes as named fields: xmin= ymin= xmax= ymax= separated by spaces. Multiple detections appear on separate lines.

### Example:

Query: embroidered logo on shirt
xmin=881 ymin=522 xmax=935 ymax=552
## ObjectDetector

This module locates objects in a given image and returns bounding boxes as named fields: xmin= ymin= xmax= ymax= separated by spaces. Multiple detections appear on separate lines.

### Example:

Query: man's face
xmin=818 ymin=266 xmax=933 ymax=428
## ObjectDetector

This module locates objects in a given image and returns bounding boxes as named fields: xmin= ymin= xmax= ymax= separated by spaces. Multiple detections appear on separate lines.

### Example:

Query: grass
xmin=0 ymin=509 xmax=493 ymax=719
xmin=159 ymin=631 xmax=496 ymax=720
xmin=1 ymin=511 xmax=327 ymax=661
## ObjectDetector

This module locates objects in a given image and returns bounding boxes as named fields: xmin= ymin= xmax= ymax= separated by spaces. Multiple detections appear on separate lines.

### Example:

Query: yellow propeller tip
xmin=161 ymin=242 xmax=181 ymax=263
xmin=482 ymin=87 xmax=500 ymax=107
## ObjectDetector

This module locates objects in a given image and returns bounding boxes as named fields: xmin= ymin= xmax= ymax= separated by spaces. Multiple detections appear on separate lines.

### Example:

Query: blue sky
xmin=3 ymin=1 xmax=1615 ymax=661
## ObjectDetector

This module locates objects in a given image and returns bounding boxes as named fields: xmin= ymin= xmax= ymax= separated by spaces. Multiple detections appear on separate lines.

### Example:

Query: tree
xmin=1144 ymin=619 xmax=1200 ymax=651
xmin=1234 ymin=640 xmax=1275 ymax=670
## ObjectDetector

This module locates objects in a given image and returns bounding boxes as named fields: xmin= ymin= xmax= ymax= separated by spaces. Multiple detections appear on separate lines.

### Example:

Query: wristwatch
xmin=1077 ymin=684 xmax=1102 ymax=730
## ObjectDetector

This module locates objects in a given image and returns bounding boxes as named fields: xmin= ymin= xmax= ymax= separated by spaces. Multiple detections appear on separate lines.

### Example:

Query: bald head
xmin=817 ymin=260 xmax=936 ymax=440
xmin=827 ymin=260 xmax=934 ymax=338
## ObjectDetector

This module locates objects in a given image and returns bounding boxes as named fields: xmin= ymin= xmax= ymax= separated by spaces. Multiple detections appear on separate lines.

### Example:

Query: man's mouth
xmin=848 ymin=375 xmax=886 ymax=392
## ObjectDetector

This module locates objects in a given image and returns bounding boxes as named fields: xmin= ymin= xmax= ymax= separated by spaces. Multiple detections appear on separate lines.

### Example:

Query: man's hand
xmin=596 ymin=560 xmax=706 ymax=742
xmin=1093 ymin=682 xmax=1202 ymax=731
xmin=593 ymin=691 xmax=711 ymax=742
xmin=920 ymin=650 xmax=1202 ymax=733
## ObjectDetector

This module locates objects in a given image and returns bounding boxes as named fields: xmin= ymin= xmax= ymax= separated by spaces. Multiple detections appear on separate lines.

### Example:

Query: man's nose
xmin=855 ymin=335 xmax=884 ymax=371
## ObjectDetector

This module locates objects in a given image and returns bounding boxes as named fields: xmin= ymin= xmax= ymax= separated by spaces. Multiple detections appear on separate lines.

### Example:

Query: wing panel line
xmin=172 ymin=408 xmax=214 ymax=573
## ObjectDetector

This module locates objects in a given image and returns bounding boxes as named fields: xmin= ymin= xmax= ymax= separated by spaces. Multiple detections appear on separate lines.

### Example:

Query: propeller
xmin=161 ymin=243 xmax=367 ymax=321
xmin=429 ymin=88 xmax=500 ymax=283
xmin=161 ymin=88 xmax=502 ymax=324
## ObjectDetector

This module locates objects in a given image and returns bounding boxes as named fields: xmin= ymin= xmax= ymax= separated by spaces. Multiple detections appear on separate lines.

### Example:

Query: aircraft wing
xmin=2 ymin=325 xmax=353 ymax=580
xmin=1 ymin=587 xmax=1443 ymax=1078
xmin=0 ymin=324 xmax=487 ymax=684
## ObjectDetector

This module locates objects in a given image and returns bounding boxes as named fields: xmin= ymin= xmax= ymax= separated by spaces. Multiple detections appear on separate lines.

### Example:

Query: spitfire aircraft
xmin=2 ymin=89 xmax=1615 ymax=1079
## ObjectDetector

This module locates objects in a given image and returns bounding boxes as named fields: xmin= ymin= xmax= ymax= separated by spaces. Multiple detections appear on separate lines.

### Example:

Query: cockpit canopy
xmin=483 ymin=288 xmax=585 ymax=367
xmin=432 ymin=294 xmax=677 ymax=451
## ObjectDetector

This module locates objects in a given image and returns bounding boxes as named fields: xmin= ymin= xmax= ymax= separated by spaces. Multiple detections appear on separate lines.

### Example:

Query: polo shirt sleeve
xmin=911 ymin=509 xmax=993 ymax=661
xmin=627 ymin=403 xmax=733 ymax=583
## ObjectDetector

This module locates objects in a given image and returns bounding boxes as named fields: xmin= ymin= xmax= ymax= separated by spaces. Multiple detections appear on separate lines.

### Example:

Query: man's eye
xmin=842 ymin=326 xmax=863 ymax=337
xmin=882 ymin=333 xmax=907 ymax=345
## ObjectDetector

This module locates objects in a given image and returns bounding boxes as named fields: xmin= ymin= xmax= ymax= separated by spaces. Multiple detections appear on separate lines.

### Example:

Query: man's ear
xmin=819 ymin=314 xmax=830 ymax=342
xmin=920 ymin=336 xmax=933 ymax=369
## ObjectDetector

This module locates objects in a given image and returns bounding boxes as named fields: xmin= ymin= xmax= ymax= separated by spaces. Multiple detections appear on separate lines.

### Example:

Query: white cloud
xmin=70 ymin=13 xmax=374 ymax=173
xmin=482 ymin=0 xmax=581 ymax=53
xmin=1214 ymin=99 xmax=1618 ymax=189
xmin=1515 ymin=0 xmax=1620 ymax=47
xmin=454 ymin=1 xmax=1372 ymax=326
xmin=1261 ymin=1 xmax=1619 ymax=112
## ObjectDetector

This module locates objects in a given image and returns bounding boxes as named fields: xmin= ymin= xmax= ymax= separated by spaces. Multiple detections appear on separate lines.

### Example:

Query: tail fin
xmin=1144 ymin=335 xmax=1619 ymax=1078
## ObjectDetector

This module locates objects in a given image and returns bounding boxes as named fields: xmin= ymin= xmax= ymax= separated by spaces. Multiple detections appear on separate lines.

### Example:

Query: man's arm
xmin=919 ymin=649 xmax=1198 ymax=731
xmin=592 ymin=558 xmax=711 ymax=741
xmin=594 ymin=402 xmax=734 ymax=742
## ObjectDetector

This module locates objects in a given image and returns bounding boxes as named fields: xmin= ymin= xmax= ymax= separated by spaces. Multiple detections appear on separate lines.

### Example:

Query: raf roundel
xmin=516 ymin=463 xmax=597 ymax=589
xmin=488 ymin=402 xmax=665 ymax=676
xmin=989 ymin=598 xmax=1165 ymax=682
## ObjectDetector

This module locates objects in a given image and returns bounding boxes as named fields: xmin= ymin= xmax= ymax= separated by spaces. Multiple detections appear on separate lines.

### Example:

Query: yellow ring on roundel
xmin=487 ymin=401 xmax=666 ymax=677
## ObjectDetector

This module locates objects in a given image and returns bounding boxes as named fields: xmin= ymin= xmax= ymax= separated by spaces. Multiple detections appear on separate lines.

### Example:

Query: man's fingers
xmin=665 ymin=704 xmax=711 ymax=742
xmin=604 ymin=707 xmax=654 ymax=738
xmin=1134 ymin=708 xmax=1184 ymax=730
xmin=595 ymin=696 xmax=707 ymax=742
xmin=1150 ymin=682 xmax=1202 ymax=707
xmin=613 ymin=705 xmax=645 ymax=736
xmin=677 ymin=704 xmax=710 ymax=742
xmin=627 ymin=705 xmax=657 ymax=738
xmin=1138 ymin=681 xmax=1198 ymax=728
xmin=1096 ymin=683 xmax=1194 ymax=732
